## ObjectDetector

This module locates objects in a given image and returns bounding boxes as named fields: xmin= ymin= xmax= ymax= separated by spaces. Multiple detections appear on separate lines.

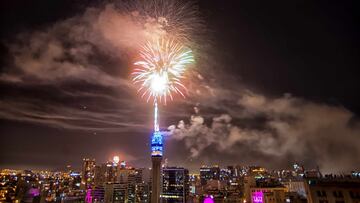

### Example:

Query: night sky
xmin=1 ymin=0 xmax=359 ymax=173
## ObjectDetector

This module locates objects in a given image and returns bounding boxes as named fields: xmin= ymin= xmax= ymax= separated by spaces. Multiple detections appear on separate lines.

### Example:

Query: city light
xmin=252 ymin=191 xmax=263 ymax=203
xmin=1 ymin=161 xmax=359 ymax=202
xmin=204 ymin=195 xmax=214 ymax=203
xmin=113 ymin=156 xmax=120 ymax=164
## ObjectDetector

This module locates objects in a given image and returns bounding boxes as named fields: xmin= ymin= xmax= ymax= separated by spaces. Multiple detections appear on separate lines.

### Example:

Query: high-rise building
xmin=136 ymin=182 xmax=150 ymax=202
xmin=220 ymin=168 xmax=231 ymax=181
xmin=105 ymin=183 xmax=127 ymax=203
xmin=244 ymin=172 xmax=289 ymax=203
xmin=69 ymin=171 xmax=82 ymax=189
xmin=94 ymin=161 xmax=119 ymax=186
xmin=91 ymin=185 xmax=105 ymax=202
xmin=116 ymin=167 xmax=134 ymax=184
xmin=282 ymin=180 xmax=306 ymax=198
xmin=105 ymin=162 xmax=118 ymax=183
xmin=127 ymin=171 xmax=137 ymax=203
xmin=81 ymin=158 xmax=96 ymax=189
xmin=135 ymin=168 xmax=151 ymax=202
xmin=200 ymin=166 xmax=220 ymax=185
xmin=227 ymin=165 xmax=238 ymax=178
xmin=94 ymin=165 xmax=106 ymax=186
xmin=151 ymin=131 xmax=163 ymax=203
xmin=305 ymin=176 xmax=360 ymax=203
xmin=161 ymin=167 xmax=189 ymax=203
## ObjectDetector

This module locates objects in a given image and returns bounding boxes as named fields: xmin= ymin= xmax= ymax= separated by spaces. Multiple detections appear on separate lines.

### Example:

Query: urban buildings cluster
xmin=1 ymin=159 xmax=360 ymax=203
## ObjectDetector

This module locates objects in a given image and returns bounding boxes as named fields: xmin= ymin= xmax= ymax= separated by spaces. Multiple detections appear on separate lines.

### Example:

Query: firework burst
xmin=132 ymin=38 xmax=194 ymax=104
xmin=117 ymin=0 xmax=203 ymax=46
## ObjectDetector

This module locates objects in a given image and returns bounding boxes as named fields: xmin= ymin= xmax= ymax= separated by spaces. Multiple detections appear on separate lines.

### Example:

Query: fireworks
xmin=118 ymin=0 xmax=203 ymax=45
xmin=125 ymin=0 xmax=203 ymax=103
xmin=132 ymin=37 xmax=194 ymax=103
xmin=113 ymin=156 xmax=120 ymax=164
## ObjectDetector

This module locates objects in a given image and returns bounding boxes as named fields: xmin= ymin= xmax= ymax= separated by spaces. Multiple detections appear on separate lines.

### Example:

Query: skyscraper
xmin=151 ymin=130 xmax=163 ymax=203
xmin=94 ymin=161 xmax=118 ymax=186
xmin=200 ymin=166 xmax=220 ymax=186
xmin=105 ymin=183 xmax=127 ymax=203
xmin=162 ymin=167 xmax=189 ymax=203
xmin=135 ymin=168 xmax=151 ymax=202
xmin=81 ymin=158 xmax=96 ymax=189
xmin=127 ymin=171 xmax=137 ymax=202
xmin=91 ymin=185 xmax=105 ymax=202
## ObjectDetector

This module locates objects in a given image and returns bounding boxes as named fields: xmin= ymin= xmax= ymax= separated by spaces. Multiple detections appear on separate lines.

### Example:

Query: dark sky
xmin=0 ymin=0 xmax=359 ymax=173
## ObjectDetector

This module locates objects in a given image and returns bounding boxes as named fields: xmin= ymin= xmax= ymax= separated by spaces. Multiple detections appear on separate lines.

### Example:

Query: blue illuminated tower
xmin=151 ymin=101 xmax=163 ymax=203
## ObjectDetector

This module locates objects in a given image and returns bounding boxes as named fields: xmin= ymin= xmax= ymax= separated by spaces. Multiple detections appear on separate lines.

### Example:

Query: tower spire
xmin=154 ymin=99 xmax=159 ymax=132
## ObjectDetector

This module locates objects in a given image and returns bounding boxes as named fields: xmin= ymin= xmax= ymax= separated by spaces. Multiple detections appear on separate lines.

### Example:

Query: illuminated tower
xmin=131 ymin=38 xmax=194 ymax=203
xmin=151 ymin=101 xmax=163 ymax=203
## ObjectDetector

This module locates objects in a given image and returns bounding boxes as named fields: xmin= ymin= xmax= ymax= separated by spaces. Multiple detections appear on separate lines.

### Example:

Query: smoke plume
xmin=168 ymin=91 xmax=360 ymax=172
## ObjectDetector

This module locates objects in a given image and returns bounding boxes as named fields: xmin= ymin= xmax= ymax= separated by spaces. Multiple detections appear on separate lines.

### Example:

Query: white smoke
xmin=0 ymin=3 xmax=186 ymax=86
xmin=168 ymin=91 xmax=360 ymax=172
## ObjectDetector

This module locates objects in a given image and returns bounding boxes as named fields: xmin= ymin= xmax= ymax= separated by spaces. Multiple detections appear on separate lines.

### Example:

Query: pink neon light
xmin=28 ymin=188 xmax=40 ymax=196
xmin=252 ymin=191 xmax=263 ymax=203
xmin=85 ymin=188 xmax=92 ymax=203
xmin=204 ymin=196 xmax=214 ymax=203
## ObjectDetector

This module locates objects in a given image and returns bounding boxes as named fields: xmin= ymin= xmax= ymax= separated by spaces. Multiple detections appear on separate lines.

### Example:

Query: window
xmin=322 ymin=191 xmax=327 ymax=197
xmin=317 ymin=191 xmax=322 ymax=197
xmin=333 ymin=191 xmax=344 ymax=198
xmin=349 ymin=191 xmax=360 ymax=199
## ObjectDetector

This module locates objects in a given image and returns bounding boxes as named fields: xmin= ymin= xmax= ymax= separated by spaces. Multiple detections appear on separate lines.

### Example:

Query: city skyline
xmin=1 ymin=157 xmax=359 ymax=202
xmin=1 ymin=0 xmax=360 ymax=174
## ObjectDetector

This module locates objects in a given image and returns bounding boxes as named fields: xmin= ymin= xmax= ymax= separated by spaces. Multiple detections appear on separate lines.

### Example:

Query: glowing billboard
xmin=252 ymin=191 xmax=263 ymax=203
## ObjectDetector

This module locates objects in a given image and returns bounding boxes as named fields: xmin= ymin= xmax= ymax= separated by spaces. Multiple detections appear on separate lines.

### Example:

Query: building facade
xmin=81 ymin=158 xmax=96 ymax=189
xmin=305 ymin=176 xmax=360 ymax=203
xmin=200 ymin=166 xmax=220 ymax=186
xmin=162 ymin=167 xmax=189 ymax=203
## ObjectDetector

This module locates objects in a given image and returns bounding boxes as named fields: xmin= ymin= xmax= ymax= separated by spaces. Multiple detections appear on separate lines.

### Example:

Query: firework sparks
xmin=132 ymin=38 xmax=194 ymax=104
xmin=119 ymin=0 xmax=203 ymax=45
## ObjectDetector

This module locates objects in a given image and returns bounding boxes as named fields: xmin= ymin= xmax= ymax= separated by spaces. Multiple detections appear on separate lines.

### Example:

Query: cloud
xmin=168 ymin=91 xmax=360 ymax=172
xmin=1 ymin=4 xmax=147 ymax=86
xmin=0 ymin=89 xmax=150 ymax=133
